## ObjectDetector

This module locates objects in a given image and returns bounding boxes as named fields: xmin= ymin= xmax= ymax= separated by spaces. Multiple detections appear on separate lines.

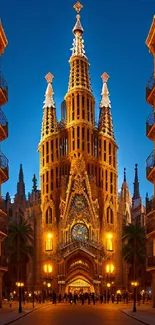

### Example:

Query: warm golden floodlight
xmin=44 ymin=264 xmax=52 ymax=273
xmin=106 ymin=263 xmax=114 ymax=273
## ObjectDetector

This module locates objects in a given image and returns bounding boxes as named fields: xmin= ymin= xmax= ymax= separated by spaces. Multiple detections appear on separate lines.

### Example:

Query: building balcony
xmin=147 ymin=256 xmax=155 ymax=271
xmin=0 ymin=150 xmax=9 ymax=184
xmin=146 ymin=72 xmax=155 ymax=107
xmin=0 ymin=255 xmax=8 ymax=272
xmin=0 ymin=71 xmax=8 ymax=106
xmin=57 ymin=240 xmax=105 ymax=260
xmin=0 ymin=108 xmax=8 ymax=141
xmin=146 ymin=150 xmax=155 ymax=183
xmin=146 ymin=110 xmax=155 ymax=140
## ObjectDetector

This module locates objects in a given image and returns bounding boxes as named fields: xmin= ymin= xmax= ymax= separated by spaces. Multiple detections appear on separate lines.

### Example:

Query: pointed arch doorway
xmin=65 ymin=277 xmax=94 ymax=294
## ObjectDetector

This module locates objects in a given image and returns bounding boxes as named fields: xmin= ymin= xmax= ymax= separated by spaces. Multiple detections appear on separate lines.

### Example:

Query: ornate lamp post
xmin=131 ymin=281 xmax=138 ymax=312
xmin=16 ymin=282 xmax=24 ymax=313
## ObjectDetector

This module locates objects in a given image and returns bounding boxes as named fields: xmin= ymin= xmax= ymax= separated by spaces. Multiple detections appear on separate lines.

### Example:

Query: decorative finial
xmin=43 ymin=72 xmax=55 ymax=108
xmin=101 ymin=72 xmax=110 ymax=83
xmin=100 ymin=72 xmax=111 ymax=108
xmin=45 ymin=72 xmax=54 ymax=84
xmin=73 ymin=1 xmax=83 ymax=13
xmin=124 ymin=168 xmax=126 ymax=183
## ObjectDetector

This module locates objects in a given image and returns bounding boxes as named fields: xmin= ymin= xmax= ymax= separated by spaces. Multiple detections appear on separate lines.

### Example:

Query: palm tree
xmin=122 ymin=219 xmax=146 ymax=281
xmin=7 ymin=216 xmax=33 ymax=282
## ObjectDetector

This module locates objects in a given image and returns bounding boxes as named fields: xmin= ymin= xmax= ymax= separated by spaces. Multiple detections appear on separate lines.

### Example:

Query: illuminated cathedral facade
xmin=37 ymin=2 xmax=122 ymax=294
xmin=5 ymin=2 xmax=144 ymax=294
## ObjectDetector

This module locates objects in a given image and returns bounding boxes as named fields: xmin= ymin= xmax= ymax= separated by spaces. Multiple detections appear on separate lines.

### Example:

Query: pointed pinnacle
xmin=124 ymin=168 xmax=126 ymax=182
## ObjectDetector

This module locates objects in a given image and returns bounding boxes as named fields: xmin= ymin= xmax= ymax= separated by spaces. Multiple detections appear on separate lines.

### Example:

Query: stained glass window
xmin=72 ymin=223 xmax=88 ymax=241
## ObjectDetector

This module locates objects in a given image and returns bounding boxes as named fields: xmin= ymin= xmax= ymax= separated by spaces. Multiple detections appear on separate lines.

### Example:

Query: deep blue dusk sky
xmin=1 ymin=0 xmax=155 ymax=200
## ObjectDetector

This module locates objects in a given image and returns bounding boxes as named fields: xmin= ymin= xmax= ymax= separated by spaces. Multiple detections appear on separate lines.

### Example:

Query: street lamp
xmin=44 ymin=264 xmax=52 ymax=299
xmin=131 ymin=281 xmax=138 ymax=312
xmin=16 ymin=282 xmax=24 ymax=313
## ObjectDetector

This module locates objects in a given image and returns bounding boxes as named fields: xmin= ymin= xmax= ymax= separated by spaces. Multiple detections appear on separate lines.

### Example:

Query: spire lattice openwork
xmin=67 ymin=2 xmax=92 ymax=93
xmin=99 ymin=72 xmax=114 ymax=139
xmin=41 ymin=72 xmax=58 ymax=139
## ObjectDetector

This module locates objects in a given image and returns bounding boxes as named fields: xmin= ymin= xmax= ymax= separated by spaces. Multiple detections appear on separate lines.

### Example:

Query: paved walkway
xmin=0 ymin=301 xmax=50 ymax=325
xmin=2 ymin=303 xmax=144 ymax=325
xmin=1 ymin=301 xmax=155 ymax=325
xmin=118 ymin=301 xmax=155 ymax=325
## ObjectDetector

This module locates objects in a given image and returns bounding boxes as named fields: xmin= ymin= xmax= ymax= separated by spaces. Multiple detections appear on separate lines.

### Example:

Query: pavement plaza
xmin=1 ymin=301 xmax=155 ymax=325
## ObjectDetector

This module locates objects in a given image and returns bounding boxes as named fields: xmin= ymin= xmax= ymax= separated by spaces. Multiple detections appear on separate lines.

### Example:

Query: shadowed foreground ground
xmin=11 ymin=303 xmax=142 ymax=325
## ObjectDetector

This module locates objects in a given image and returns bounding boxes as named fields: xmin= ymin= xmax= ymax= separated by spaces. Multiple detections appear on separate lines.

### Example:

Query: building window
xmin=51 ymin=169 xmax=53 ymax=191
xmin=87 ymin=98 xmax=90 ymax=121
xmin=109 ymin=142 xmax=112 ymax=165
xmin=45 ymin=207 xmax=52 ymax=224
xmin=82 ymin=96 xmax=85 ymax=119
xmin=56 ymin=167 xmax=59 ymax=188
xmin=110 ymin=172 xmax=113 ymax=194
xmin=56 ymin=138 xmax=59 ymax=159
xmin=72 ymin=127 xmax=75 ymax=150
xmin=77 ymin=94 xmax=80 ymax=119
xmin=72 ymin=95 xmax=75 ymax=120
xmin=106 ymin=234 xmax=113 ymax=251
xmin=105 ymin=170 xmax=108 ymax=191
xmin=45 ymin=234 xmax=53 ymax=251
xmin=77 ymin=126 xmax=80 ymax=149
xmin=82 ymin=127 xmax=84 ymax=151
xmin=104 ymin=140 xmax=106 ymax=162
xmin=107 ymin=207 xmax=114 ymax=224
xmin=51 ymin=140 xmax=54 ymax=162
xmin=87 ymin=129 xmax=90 ymax=153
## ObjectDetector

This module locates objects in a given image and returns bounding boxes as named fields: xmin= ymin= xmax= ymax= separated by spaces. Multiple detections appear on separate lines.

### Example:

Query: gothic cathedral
xmin=37 ymin=2 xmax=123 ymax=294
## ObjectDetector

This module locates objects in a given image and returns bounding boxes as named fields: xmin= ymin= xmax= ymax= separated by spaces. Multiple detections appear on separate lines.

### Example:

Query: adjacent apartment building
xmin=145 ymin=15 xmax=155 ymax=308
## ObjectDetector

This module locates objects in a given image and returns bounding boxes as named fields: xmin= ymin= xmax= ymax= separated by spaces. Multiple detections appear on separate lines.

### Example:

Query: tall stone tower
xmin=38 ymin=2 xmax=122 ymax=294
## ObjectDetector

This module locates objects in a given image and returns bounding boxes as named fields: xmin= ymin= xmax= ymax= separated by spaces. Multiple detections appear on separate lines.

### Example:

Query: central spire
xmin=71 ymin=2 xmax=86 ymax=58
xmin=67 ymin=2 xmax=92 ymax=93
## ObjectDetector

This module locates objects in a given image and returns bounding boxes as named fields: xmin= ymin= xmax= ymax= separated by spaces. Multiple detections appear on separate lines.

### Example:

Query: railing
xmin=146 ymin=110 xmax=155 ymax=135
xmin=146 ymin=150 xmax=155 ymax=177
xmin=146 ymin=71 xmax=155 ymax=99
xmin=0 ymin=71 xmax=8 ymax=97
xmin=0 ymin=255 xmax=7 ymax=268
xmin=58 ymin=240 xmax=105 ymax=259
xmin=147 ymin=256 xmax=155 ymax=268
xmin=0 ymin=150 xmax=8 ymax=169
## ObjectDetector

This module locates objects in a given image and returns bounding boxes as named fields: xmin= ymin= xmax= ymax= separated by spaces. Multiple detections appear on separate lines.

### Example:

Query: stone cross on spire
xmin=43 ymin=72 xmax=55 ymax=108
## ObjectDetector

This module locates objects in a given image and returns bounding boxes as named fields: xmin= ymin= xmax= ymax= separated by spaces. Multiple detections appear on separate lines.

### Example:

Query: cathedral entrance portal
xmin=65 ymin=278 xmax=94 ymax=294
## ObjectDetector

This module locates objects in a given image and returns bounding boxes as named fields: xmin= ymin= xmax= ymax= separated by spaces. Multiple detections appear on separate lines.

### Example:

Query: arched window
xmin=49 ymin=207 xmax=52 ymax=224
xmin=46 ymin=209 xmax=48 ymax=224
xmin=110 ymin=209 xmax=113 ymax=224
xmin=45 ymin=207 xmax=53 ymax=224
xmin=107 ymin=207 xmax=114 ymax=224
